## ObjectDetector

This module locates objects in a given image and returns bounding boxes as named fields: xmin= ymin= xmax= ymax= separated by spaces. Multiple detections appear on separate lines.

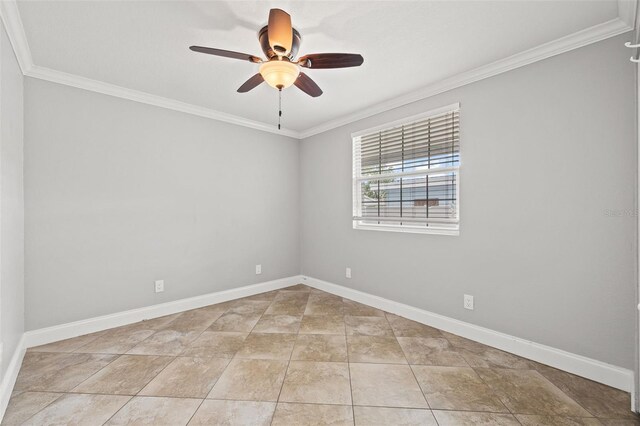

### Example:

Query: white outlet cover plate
xmin=464 ymin=294 xmax=474 ymax=310
xmin=256 ymin=264 xmax=262 ymax=275
xmin=346 ymin=268 xmax=352 ymax=279
xmin=155 ymin=280 xmax=164 ymax=293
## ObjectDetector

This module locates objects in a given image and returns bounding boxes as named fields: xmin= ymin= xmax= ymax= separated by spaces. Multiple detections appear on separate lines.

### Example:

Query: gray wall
xmin=24 ymin=79 xmax=300 ymax=330
xmin=300 ymin=34 xmax=637 ymax=369
xmin=19 ymin=32 xmax=637 ymax=370
xmin=1 ymin=22 xmax=25 ymax=376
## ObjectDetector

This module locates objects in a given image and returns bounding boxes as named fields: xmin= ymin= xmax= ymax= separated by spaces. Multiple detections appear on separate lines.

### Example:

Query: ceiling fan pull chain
xmin=278 ymin=87 xmax=283 ymax=130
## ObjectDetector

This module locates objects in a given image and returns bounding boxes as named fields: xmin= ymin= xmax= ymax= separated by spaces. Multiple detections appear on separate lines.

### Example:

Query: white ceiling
xmin=14 ymin=1 xmax=626 ymax=133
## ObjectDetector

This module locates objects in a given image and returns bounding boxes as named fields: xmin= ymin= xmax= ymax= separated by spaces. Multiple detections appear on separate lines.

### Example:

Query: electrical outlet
xmin=346 ymin=267 xmax=352 ymax=279
xmin=256 ymin=264 xmax=262 ymax=275
xmin=464 ymin=294 xmax=474 ymax=310
xmin=155 ymin=280 xmax=164 ymax=293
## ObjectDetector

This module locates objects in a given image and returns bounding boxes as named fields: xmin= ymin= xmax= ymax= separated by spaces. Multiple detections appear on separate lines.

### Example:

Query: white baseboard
xmin=23 ymin=275 xmax=303 ymax=349
xmin=0 ymin=275 xmax=302 ymax=422
xmin=302 ymin=275 xmax=634 ymax=394
xmin=8 ymin=273 xmax=634 ymax=415
xmin=0 ymin=335 xmax=26 ymax=421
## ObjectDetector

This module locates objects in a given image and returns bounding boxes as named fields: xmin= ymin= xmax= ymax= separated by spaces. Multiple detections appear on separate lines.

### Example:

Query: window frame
xmin=351 ymin=103 xmax=461 ymax=236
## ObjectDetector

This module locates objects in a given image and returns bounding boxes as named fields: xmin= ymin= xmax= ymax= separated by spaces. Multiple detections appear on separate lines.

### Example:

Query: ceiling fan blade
xmin=268 ymin=9 xmax=293 ymax=56
xmin=298 ymin=53 xmax=364 ymax=69
xmin=237 ymin=73 xmax=265 ymax=93
xmin=294 ymin=73 xmax=323 ymax=97
xmin=189 ymin=46 xmax=261 ymax=63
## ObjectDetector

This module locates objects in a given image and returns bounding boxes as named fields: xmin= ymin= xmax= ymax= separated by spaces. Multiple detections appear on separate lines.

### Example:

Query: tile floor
xmin=3 ymin=284 xmax=638 ymax=425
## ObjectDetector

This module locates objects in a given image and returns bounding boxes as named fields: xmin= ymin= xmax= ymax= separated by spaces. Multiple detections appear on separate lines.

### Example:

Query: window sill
xmin=353 ymin=222 xmax=459 ymax=236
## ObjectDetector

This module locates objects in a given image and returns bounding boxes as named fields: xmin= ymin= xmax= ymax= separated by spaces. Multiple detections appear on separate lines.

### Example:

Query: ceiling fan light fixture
xmin=259 ymin=60 xmax=300 ymax=90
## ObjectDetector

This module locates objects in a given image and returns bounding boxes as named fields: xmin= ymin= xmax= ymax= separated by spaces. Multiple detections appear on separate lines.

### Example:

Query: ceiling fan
xmin=189 ymin=8 xmax=364 ymax=98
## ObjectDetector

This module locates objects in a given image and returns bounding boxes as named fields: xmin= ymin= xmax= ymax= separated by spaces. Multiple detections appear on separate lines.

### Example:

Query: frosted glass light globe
xmin=259 ymin=60 xmax=300 ymax=89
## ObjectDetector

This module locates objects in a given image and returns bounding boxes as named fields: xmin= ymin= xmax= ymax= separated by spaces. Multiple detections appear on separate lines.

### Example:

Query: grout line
xmin=99 ymin=395 xmax=135 ymax=426
xmin=525 ymin=370 xmax=602 ymax=419
xmin=344 ymin=335 xmax=356 ymax=425
xmin=12 ymin=391 xmax=65 ymax=425
xmin=184 ymin=397 xmax=207 ymax=425
xmin=469 ymin=365 xmax=516 ymax=419
xmin=386 ymin=313 xmax=432 ymax=411
xmin=61 ymin=353 xmax=125 ymax=394
xmin=268 ymin=289 xmax=308 ymax=425
xmin=342 ymin=301 xmax=356 ymax=425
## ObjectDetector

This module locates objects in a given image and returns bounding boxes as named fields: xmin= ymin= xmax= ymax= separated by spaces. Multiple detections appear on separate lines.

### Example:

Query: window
xmin=352 ymin=103 xmax=460 ymax=235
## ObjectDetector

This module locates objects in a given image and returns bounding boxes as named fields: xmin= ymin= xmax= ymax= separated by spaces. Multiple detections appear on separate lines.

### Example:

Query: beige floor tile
xmin=74 ymin=328 xmax=155 ymax=354
xmin=28 ymin=333 xmax=104 ymax=353
xmin=475 ymin=368 xmax=592 ymax=416
xmin=264 ymin=300 xmax=308 ymax=316
xmin=126 ymin=329 xmax=201 ymax=356
xmin=2 ymin=391 xmax=62 ymax=425
xmin=208 ymin=312 xmax=262 ymax=332
xmin=22 ymin=393 xmax=130 ymax=426
xmin=271 ymin=403 xmax=353 ymax=426
xmin=599 ymin=419 xmax=640 ymax=425
xmin=180 ymin=331 xmax=247 ymax=358
xmin=252 ymin=315 xmax=302 ymax=333
xmin=411 ymin=365 xmax=508 ymax=412
xmin=307 ymin=293 xmax=343 ymax=304
xmin=343 ymin=299 xmax=386 ymax=317
xmin=235 ymin=333 xmax=296 ymax=360
xmin=207 ymin=358 xmax=288 ymax=401
xmin=397 ymin=337 xmax=468 ymax=366
xmin=73 ymin=354 xmax=173 ymax=395
xmin=304 ymin=295 xmax=344 ymax=315
xmin=535 ymin=363 xmax=638 ymax=420
xmin=99 ymin=315 xmax=181 ymax=337
xmin=299 ymin=315 xmax=345 ymax=335
xmin=15 ymin=352 xmax=117 ymax=392
xmin=280 ymin=361 xmax=352 ymax=405
xmin=441 ymin=331 xmax=537 ymax=369
xmin=281 ymin=284 xmax=313 ymax=292
xmin=191 ymin=303 xmax=232 ymax=316
xmin=432 ymin=410 xmax=521 ymax=425
xmin=188 ymin=400 xmax=276 ymax=425
xmin=292 ymin=334 xmax=347 ymax=362
xmin=347 ymin=335 xmax=407 ymax=364
xmin=104 ymin=396 xmax=201 ymax=425
xmin=516 ymin=414 xmax=604 ymax=425
xmin=139 ymin=357 xmax=229 ymax=398
xmin=240 ymin=290 xmax=280 ymax=302
xmin=132 ymin=313 xmax=184 ymax=330
xmin=350 ymin=363 xmax=428 ymax=408
xmin=273 ymin=291 xmax=310 ymax=302
xmin=386 ymin=314 xmax=443 ymax=338
xmin=345 ymin=316 xmax=394 ymax=337
xmin=160 ymin=309 xmax=222 ymax=333
xmin=457 ymin=347 xmax=538 ymax=369
xmin=353 ymin=406 xmax=437 ymax=426
xmin=11 ymin=293 xmax=629 ymax=425
xmin=226 ymin=300 xmax=272 ymax=316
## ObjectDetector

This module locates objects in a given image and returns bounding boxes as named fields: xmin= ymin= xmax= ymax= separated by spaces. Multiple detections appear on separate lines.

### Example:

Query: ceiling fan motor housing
xmin=258 ymin=26 xmax=301 ymax=60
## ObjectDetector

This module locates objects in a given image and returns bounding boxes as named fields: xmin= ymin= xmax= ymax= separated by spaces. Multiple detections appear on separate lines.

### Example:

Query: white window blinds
xmin=352 ymin=104 xmax=460 ymax=234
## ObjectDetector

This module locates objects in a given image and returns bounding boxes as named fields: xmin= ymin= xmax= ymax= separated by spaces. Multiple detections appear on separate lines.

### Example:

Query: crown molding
xmin=0 ymin=0 xmax=300 ymax=138
xmin=0 ymin=0 xmax=635 ymax=140
xmin=26 ymin=65 xmax=300 ymax=138
xmin=299 ymin=16 xmax=634 ymax=139
xmin=0 ymin=0 xmax=33 ymax=74
xmin=618 ymin=0 xmax=638 ymax=29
